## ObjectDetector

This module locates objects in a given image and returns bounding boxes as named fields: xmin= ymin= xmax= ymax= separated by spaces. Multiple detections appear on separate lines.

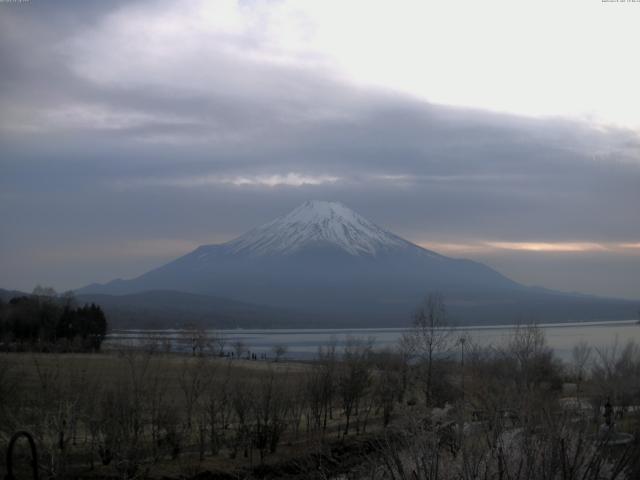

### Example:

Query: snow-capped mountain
xmin=226 ymin=200 xmax=411 ymax=257
xmin=78 ymin=201 xmax=638 ymax=326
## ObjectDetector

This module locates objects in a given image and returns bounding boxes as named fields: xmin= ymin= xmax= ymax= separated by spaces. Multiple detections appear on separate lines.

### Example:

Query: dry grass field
xmin=3 ymin=327 xmax=640 ymax=479
xmin=0 ymin=346 xmax=394 ymax=479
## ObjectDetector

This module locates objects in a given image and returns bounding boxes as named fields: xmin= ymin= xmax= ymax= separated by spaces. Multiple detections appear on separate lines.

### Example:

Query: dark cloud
xmin=0 ymin=0 xmax=639 ymax=299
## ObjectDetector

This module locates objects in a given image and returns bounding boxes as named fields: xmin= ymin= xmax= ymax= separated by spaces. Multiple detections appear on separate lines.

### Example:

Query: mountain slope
xmin=78 ymin=201 xmax=638 ymax=326
xmin=0 ymin=287 xmax=313 ymax=329
xmin=226 ymin=200 xmax=411 ymax=257
xmin=76 ymin=290 xmax=318 ymax=329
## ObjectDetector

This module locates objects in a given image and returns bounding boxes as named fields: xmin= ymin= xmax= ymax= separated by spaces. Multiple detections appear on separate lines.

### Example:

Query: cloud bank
xmin=0 ymin=0 xmax=639 ymax=299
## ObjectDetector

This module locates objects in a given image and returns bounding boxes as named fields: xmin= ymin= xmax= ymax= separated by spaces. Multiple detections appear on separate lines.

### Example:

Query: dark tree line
xmin=0 ymin=288 xmax=107 ymax=351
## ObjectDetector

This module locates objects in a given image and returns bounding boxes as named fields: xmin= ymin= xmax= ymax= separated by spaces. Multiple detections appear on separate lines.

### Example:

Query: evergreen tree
xmin=2 ymin=292 xmax=108 ymax=351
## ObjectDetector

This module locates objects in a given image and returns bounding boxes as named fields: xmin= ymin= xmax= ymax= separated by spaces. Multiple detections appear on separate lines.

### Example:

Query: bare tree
xmin=232 ymin=339 xmax=247 ymax=359
xmin=252 ymin=368 xmax=291 ymax=461
xmin=146 ymin=371 xmax=170 ymax=462
xmin=208 ymin=330 xmax=226 ymax=356
xmin=204 ymin=361 xmax=232 ymax=455
xmin=272 ymin=344 xmax=288 ymax=362
xmin=339 ymin=336 xmax=373 ymax=436
xmin=0 ymin=356 xmax=20 ymax=442
xmin=178 ymin=357 xmax=211 ymax=430
xmin=229 ymin=376 xmax=254 ymax=459
xmin=592 ymin=339 xmax=640 ymax=418
xmin=372 ymin=349 xmax=404 ymax=427
xmin=305 ymin=366 xmax=327 ymax=434
xmin=572 ymin=340 xmax=592 ymax=405
xmin=317 ymin=338 xmax=338 ymax=429
xmin=32 ymin=285 xmax=58 ymax=298
xmin=486 ymin=323 xmax=559 ymax=404
xmin=401 ymin=293 xmax=453 ymax=406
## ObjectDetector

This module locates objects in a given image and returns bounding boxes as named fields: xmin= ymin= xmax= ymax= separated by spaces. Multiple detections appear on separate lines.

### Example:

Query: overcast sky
xmin=1 ymin=0 xmax=639 ymax=299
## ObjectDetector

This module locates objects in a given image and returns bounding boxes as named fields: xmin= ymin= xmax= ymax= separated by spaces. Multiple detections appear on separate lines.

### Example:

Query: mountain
xmin=0 ymin=288 xmax=26 ymax=302
xmin=0 ymin=287 xmax=313 ymax=329
xmin=78 ymin=201 xmax=638 ymax=326
xmin=75 ymin=290 xmax=319 ymax=330
xmin=226 ymin=200 xmax=412 ymax=257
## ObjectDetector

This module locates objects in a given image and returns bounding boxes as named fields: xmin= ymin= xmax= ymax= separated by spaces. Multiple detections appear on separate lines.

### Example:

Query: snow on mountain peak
xmin=226 ymin=200 xmax=410 ymax=256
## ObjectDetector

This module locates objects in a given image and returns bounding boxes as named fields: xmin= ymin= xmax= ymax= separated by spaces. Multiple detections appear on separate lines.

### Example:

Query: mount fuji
xmin=78 ymin=201 xmax=637 ymax=326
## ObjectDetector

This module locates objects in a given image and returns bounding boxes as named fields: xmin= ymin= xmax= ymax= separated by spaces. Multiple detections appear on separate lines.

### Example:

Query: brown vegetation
xmin=2 ymin=320 xmax=640 ymax=479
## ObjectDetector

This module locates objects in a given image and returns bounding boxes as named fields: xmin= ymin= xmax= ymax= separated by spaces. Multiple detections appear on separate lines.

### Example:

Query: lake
xmin=105 ymin=319 xmax=640 ymax=362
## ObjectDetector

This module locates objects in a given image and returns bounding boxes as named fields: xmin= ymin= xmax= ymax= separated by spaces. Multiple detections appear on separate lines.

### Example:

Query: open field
xmin=0 ymin=347 xmax=395 ymax=479
xmin=3 ymin=325 xmax=640 ymax=479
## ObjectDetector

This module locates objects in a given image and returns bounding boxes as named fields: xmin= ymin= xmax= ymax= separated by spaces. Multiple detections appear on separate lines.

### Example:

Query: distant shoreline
xmin=108 ymin=318 xmax=638 ymax=334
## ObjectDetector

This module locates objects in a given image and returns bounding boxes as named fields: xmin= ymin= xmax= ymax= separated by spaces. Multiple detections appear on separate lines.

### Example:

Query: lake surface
xmin=105 ymin=320 xmax=640 ymax=362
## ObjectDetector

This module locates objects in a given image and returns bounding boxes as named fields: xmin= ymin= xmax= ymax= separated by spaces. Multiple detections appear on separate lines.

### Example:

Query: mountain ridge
xmin=77 ymin=201 xmax=638 ymax=326
xmin=0 ymin=288 xmax=318 ymax=329
xmin=224 ymin=200 xmax=416 ymax=257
